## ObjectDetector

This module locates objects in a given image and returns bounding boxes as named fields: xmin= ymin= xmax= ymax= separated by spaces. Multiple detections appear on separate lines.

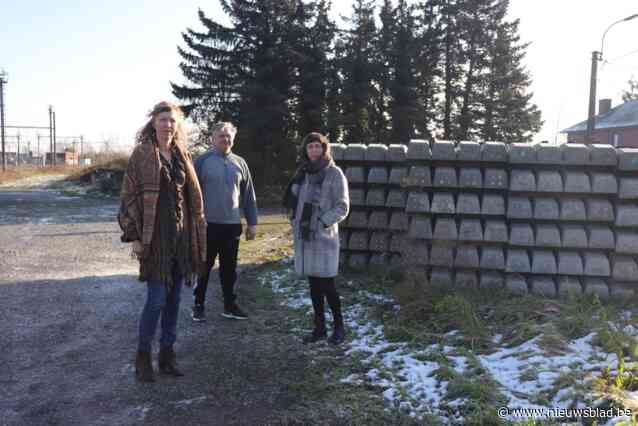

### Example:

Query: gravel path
xmin=1 ymin=176 xmax=315 ymax=426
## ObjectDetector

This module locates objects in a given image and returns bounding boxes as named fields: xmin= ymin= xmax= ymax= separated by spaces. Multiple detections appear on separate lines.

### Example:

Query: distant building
xmin=562 ymin=99 xmax=638 ymax=147
xmin=46 ymin=149 xmax=79 ymax=165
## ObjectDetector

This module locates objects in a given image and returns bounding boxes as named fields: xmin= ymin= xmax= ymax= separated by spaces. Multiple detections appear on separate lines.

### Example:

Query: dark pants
xmin=308 ymin=276 xmax=343 ymax=328
xmin=194 ymin=223 xmax=242 ymax=307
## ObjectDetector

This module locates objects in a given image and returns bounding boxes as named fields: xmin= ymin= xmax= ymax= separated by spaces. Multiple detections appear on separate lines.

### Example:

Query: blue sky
xmin=1 ymin=0 xmax=638 ymax=154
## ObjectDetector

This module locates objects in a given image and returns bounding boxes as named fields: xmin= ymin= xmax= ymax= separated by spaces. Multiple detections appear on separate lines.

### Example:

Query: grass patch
xmin=0 ymin=165 xmax=76 ymax=184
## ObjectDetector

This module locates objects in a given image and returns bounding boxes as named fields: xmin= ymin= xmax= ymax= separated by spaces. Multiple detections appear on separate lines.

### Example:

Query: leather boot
xmin=303 ymin=313 xmax=327 ymax=344
xmin=328 ymin=320 xmax=345 ymax=345
xmin=135 ymin=350 xmax=155 ymax=382
xmin=303 ymin=278 xmax=327 ymax=344
xmin=158 ymin=346 xmax=184 ymax=377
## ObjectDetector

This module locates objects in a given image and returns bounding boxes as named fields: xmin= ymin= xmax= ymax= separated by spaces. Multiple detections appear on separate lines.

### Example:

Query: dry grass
xmin=0 ymin=165 xmax=79 ymax=185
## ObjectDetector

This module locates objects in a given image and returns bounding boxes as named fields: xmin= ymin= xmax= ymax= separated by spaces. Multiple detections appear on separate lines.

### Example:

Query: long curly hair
xmin=135 ymin=101 xmax=187 ymax=147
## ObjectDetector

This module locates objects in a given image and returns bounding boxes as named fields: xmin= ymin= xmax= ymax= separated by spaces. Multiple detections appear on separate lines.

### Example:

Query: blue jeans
xmin=138 ymin=267 xmax=183 ymax=352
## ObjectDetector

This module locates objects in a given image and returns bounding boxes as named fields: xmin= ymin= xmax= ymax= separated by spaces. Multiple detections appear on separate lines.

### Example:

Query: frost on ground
xmin=258 ymin=260 xmax=637 ymax=425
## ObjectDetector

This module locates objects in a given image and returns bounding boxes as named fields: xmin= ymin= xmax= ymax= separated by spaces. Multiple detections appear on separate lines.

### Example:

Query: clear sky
xmin=1 ymin=0 xmax=637 ymax=153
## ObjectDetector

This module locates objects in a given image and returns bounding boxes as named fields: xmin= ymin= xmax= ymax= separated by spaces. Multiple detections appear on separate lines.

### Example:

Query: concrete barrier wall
xmin=333 ymin=140 xmax=638 ymax=299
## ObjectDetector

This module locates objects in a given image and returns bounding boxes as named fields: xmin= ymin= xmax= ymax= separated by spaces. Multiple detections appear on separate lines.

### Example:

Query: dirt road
xmin=0 ymin=177 xmax=324 ymax=426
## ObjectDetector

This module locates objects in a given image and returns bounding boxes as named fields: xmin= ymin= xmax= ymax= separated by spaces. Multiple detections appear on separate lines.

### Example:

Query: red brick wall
xmin=566 ymin=126 xmax=638 ymax=147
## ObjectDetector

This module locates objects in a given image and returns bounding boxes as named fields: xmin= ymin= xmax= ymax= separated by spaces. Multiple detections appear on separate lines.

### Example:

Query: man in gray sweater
xmin=192 ymin=122 xmax=258 ymax=321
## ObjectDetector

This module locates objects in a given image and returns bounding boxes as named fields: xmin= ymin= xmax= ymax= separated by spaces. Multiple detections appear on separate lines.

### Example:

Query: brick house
xmin=562 ymin=99 xmax=638 ymax=147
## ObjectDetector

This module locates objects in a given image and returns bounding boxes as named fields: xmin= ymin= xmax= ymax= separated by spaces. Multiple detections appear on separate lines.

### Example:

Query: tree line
xmin=172 ymin=0 xmax=542 ymax=185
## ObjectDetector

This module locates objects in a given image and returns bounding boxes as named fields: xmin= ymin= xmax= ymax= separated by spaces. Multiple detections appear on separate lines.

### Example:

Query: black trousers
xmin=194 ymin=223 xmax=242 ymax=307
xmin=308 ymin=276 xmax=342 ymax=327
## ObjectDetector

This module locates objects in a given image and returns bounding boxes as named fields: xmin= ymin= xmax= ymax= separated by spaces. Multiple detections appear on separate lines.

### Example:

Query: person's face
xmin=153 ymin=111 xmax=178 ymax=143
xmin=213 ymin=127 xmax=235 ymax=154
xmin=306 ymin=141 xmax=323 ymax=162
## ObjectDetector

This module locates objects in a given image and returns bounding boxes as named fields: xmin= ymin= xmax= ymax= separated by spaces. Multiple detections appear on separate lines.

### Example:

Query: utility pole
xmin=586 ymin=51 xmax=599 ymax=143
xmin=53 ymin=109 xmax=57 ymax=166
xmin=80 ymin=135 xmax=84 ymax=166
xmin=48 ymin=106 xmax=53 ymax=166
xmin=0 ymin=69 xmax=7 ymax=172
xmin=16 ymin=133 xmax=20 ymax=166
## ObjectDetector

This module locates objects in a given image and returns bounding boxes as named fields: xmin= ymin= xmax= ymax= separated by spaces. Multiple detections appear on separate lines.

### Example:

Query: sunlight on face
xmin=213 ymin=127 xmax=235 ymax=154
xmin=153 ymin=111 xmax=178 ymax=143
xmin=306 ymin=141 xmax=323 ymax=162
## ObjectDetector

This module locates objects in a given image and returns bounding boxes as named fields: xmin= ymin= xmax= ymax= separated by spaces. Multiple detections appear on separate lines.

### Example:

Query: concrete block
xmin=586 ymin=199 xmax=614 ymax=222
xmin=345 ymin=167 xmax=366 ymax=183
xmin=530 ymin=276 xmax=557 ymax=297
xmin=557 ymin=276 xmax=583 ymax=298
xmin=431 ymin=140 xmax=456 ymax=160
xmin=369 ymin=253 xmax=390 ymax=268
xmin=484 ymin=168 xmax=508 ymax=189
xmin=584 ymin=278 xmax=610 ymax=300
xmin=583 ymin=252 xmax=611 ymax=277
xmin=533 ymin=197 xmax=560 ymax=220
xmin=405 ymin=191 xmax=430 ymax=213
xmin=368 ymin=211 xmax=389 ymax=229
xmin=408 ymin=217 xmax=433 ymax=240
xmin=560 ymin=198 xmax=586 ymax=221
xmin=620 ymin=178 xmax=638 ymax=199
xmin=459 ymin=168 xmax=482 ymax=188
xmin=402 ymin=240 xmax=429 ymax=266
xmin=389 ymin=167 xmax=408 ymax=185
xmin=459 ymin=219 xmax=483 ymax=241
xmin=506 ymin=249 xmax=531 ymax=273
xmin=561 ymin=225 xmax=588 ymax=248
xmin=339 ymin=230 xmax=349 ymax=248
xmin=389 ymin=254 xmax=403 ymax=270
xmin=484 ymin=220 xmax=508 ymax=242
xmin=510 ymin=223 xmax=535 ymax=246
xmin=481 ymin=142 xmax=508 ymax=162
xmin=366 ymin=189 xmax=386 ymax=207
xmin=430 ymin=267 xmax=454 ymax=287
xmin=590 ymin=144 xmax=617 ymax=166
xmin=507 ymin=197 xmax=533 ymax=219
xmin=457 ymin=193 xmax=481 ymax=215
xmin=433 ymin=167 xmax=458 ymax=188
xmin=431 ymin=192 xmax=456 ymax=214
xmin=344 ymin=144 xmax=367 ymax=161
xmin=616 ymin=204 xmax=638 ymax=227
xmin=564 ymin=172 xmax=591 ymax=193
xmin=347 ymin=210 xmax=368 ymax=228
xmin=348 ymin=253 xmax=369 ymax=269
xmin=331 ymin=144 xmax=346 ymax=161
xmin=531 ymin=250 xmax=557 ymax=274
xmin=610 ymin=283 xmax=636 ymax=299
xmin=365 ymin=144 xmax=388 ymax=161
xmin=482 ymin=194 xmax=506 ymax=216
xmin=536 ymin=144 xmax=563 ymax=164
xmin=455 ymin=245 xmax=479 ymax=268
xmin=535 ymin=224 xmax=561 ymax=248
xmin=369 ymin=232 xmax=391 ymax=252
xmin=388 ymin=144 xmax=408 ymax=162
xmin=558 ymin=251 xmax=584 ymax=275
xmin=429 ymin=243 xmax=455 ymax=267
xmin=510 ymin=169 xmax=536 ymax=191
xmin=367 ymin=167 xmax=389 ymax=184
xmin=480 ymin=271 xmax=505 ymax=290
xmin=390 ymin=234 xmax=408 ymax=252
xmin=407 ymin=139 xmax=431 ymax=160
xmin=588 ymin=225 xmax=615 ymax=249
xmin=616 ymin=231 xmax=638 ymax=254
xmin=613 ymin=256 xmax=638 ymax=281
xmin=455 ymin=270 xmax=479 ymax=289
xmin=389 ymin=212 xmax=409 ymax=231
xmin=618 ymin=148 xmax=638 ymax=171
xmin=591 ymin=173 xmax=618 ymax=194
xmin=536 ymin=171 xmax=563 ymax=192
xmin=506 ymin=274 xmax=529 ymax=295
xmin=405 ymin=166 xmax=432 ymax=187
xmin=386 ymin=190 xmax=407 ymax=208
xmin=433 ymin=218 xmax=458 ymax=240
xmin=350 ymin=188 xmax=366 ymax=206
xmin=348 ymin=231 xmax=369 ymax=250
xmin=509 ymin=143 xmax=536 ymax=163
xmin=563 ymin=144 xmax=589 ymax=164
xmin=480 ymin=246 xmax=505 ymax=270
xmin=458 ymin=141 xmax=481 ymax=160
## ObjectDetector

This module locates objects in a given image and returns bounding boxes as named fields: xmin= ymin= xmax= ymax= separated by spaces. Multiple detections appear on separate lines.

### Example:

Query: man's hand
xmin=131 ymin=240 xmax=144 ymax=260
xmin=245 ymin=225 xmax=257 ymax=241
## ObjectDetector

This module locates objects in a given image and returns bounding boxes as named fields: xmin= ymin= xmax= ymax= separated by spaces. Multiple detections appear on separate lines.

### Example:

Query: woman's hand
xmin=131 ymin=240 xmax=144 ymax=260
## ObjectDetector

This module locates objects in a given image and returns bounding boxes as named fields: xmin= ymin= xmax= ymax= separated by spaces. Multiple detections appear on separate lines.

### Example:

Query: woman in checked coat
xmin=283 ymin=132 xmax=349 ymax=345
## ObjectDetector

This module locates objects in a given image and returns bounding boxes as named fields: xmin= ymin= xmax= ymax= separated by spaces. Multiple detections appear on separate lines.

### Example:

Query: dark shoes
xmin=303 ymin=328 xmax=327 ymax=344
xmin=135 ymin=350 xmax=155 ymax=382
xmin=328 ymin=325 xmax=346 ymax=345
xmin=191 ymin=304 xmax=206 ymax=322
xmin=222 ymin=303 xmax=248 ymax=320
xmin=158 ymin=346 xmax=184 ymax=377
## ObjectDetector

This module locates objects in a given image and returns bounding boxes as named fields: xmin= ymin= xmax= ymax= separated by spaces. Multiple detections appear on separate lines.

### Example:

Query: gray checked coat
xmin=291 ymin=164 xmax=349 ymax=278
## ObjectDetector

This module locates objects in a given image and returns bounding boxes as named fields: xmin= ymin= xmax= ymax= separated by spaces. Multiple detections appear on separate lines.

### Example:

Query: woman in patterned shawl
xmin=118 ymin=101 xmax=207 ymax=382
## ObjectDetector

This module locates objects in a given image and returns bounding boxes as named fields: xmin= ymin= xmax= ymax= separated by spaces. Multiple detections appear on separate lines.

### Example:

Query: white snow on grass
xmin=258 ymin=260 xmax=631 ymax=424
